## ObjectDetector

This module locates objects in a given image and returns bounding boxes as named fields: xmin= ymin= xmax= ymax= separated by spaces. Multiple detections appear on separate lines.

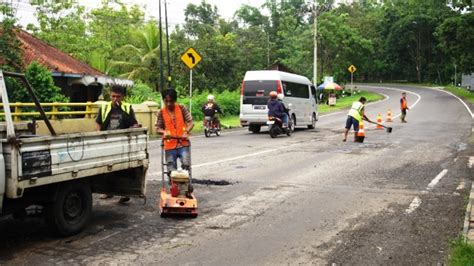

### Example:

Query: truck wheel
xmin=250 ymin=125 xmax=261 ymax=134
xmin=45 ymin=181 xmax=92 ymax=236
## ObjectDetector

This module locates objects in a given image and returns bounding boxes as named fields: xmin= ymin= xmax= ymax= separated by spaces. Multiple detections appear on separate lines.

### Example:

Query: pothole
xmin=192 ymin=179 xmax=233 ymax=186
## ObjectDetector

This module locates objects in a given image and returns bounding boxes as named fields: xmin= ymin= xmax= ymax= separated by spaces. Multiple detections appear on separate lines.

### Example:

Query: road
xmin=0 ymin=84 xmax=473 ymax=265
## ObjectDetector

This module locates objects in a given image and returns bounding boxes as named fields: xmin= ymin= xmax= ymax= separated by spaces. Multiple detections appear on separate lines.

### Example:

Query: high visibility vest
xmin=348 ymin=101 xmax=364 ymax=122
xmin=162 ymin=105 xmax=190 ymax=150
xmin=401 ymin=97 xmax=408 ymax=109
xmin=101 ymin=102 xmax=131 ymax=123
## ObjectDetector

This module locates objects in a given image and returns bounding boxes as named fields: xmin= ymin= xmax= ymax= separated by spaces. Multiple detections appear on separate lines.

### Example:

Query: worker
xmin=267 ymin=91 xmax=288 ymax=127
xmin=96 ymin=85 xmax=139 ymax=203
xmin=343 ymin=97 xmax=373 ymax=142
xmin=400 ymin=92 xmax=409 ymax=123
xmin=202 ymin=94 xmax=223 ymax=129
xmin=156 ymin=89 xmax=194 ymax=172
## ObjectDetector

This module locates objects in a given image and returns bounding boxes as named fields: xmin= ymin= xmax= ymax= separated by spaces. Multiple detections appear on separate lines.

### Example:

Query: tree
xmin=27 ymin=2 xmax=89 ymax=62
xmin=436 ymin=12 xmax=474 ymax=75
xmin=87 ymin=2 xmax=145 ymax=74
xmin=111 ymin=21 xmax=161 ymax=91
xmin=8 ymin=61 xmax=69 ymax=103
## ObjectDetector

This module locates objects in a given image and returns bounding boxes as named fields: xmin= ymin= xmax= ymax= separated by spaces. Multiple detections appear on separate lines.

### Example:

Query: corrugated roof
xmin=14 ymin=29 xmax=103 ymax=76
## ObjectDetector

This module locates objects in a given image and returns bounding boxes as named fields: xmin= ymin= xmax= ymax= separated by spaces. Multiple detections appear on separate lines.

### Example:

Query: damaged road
xmin=0 ymin=84 xmax=472 ymax=265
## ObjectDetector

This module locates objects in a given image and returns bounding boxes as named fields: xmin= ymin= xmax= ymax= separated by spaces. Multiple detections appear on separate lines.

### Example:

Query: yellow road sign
xmin=181 ymin=47 xmax=202 ymax=70
xmin=348 ymin=65 xmax=357 ymax=74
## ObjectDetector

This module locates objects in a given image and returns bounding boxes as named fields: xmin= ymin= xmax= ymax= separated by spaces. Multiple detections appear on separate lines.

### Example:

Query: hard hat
xmin=207 ymin=94 xmax=215 ymax=101
xmin=277 ymin=93 xmax=284 ymax=100
xmin=269 ymin=91 xmax=278 ymax=98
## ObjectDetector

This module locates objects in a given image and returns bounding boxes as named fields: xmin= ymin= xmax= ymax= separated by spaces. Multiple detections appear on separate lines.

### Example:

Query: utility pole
xmin=158 ymin=0 xmax=164 ymax=94
xmin=313 ymin=0 xmax=318 ymax=85
xmin=164 ymin=0 xmax=172 ymax=88
xmin=454 ymin=63 xmax=457 ymax=86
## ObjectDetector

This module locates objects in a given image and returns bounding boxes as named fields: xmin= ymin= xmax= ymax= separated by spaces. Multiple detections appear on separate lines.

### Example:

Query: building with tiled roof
xmin=2 ymin=29 xmax=133 ymax=102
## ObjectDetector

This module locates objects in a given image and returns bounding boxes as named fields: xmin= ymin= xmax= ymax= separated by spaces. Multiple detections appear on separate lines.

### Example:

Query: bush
xmin=125 ymin=82 xmax=161 ymax=104
xmin=178 ymin=90 xmax=240 ymax=120
xmin=7 ymin=61 xmax=70 ymax=103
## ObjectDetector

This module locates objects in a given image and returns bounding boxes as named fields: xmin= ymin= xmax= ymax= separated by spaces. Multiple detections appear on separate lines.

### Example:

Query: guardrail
xmin=0 ymin=102 xmax=95 ymax=121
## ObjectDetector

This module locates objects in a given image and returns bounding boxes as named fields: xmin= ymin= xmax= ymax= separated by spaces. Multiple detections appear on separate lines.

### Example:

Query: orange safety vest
xmin=162 ymin=105 xmax=190 ymax=150
xmin=401 ymin=97 xmax=408 ymax=109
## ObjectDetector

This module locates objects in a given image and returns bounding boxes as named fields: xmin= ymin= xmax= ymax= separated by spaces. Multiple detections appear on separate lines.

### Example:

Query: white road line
xmin=428 ymin=87 xmax=474 ymax=119
xmin=468 ymin=157 xmax=474 ymax=169
xmin=360 ymin=85 xmax=422 ymax=120
xmin=427 ymin=169 xmax=448 ymax=190
xmin=457 ymin=180 xmax=466 ymax=191
xmin=405 ymin=196 xmax=422 ymax=214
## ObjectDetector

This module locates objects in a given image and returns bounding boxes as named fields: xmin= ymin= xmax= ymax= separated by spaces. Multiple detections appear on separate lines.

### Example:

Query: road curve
xmin=0 ymin=84 xmax=472 ymax=265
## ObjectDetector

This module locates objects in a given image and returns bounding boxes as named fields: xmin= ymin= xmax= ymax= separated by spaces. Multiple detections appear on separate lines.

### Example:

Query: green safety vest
xmin=348 ymin=101 xmax=364 ymax=122
xmin=101 ymin=102 xmax=131 ymax=123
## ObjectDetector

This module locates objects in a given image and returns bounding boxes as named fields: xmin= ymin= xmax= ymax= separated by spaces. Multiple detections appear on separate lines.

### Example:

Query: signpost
xmin=347 ymin=64 xmax=357 ymax=94
xmin=181 ymin=47 xmax=202 ymax=111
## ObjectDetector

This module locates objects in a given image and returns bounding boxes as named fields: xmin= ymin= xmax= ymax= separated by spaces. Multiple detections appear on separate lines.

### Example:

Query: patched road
xmin=0 ymin=84 xmax=472 ymax=265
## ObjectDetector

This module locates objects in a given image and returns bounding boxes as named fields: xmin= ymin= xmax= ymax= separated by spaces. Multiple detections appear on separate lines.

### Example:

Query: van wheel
xmin=250 ymin=125 xmax=261 ymax=134
xmin=291 ymin=115 xmax=296 ymax=132
xmin=308 ymin=113 xmax=316 ymax=129
xmin=45 ymin=181 xmax=92 ymax=236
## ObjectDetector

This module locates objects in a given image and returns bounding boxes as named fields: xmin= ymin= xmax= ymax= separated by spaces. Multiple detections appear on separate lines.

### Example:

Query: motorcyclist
xmin=267 ymin=91 xmax=288 ymax=127
xmin=202 ymin=94 xmax=223 ymax=129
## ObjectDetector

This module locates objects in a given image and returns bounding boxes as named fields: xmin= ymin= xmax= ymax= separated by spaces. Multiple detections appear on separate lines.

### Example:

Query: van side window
xmin=283 ymin=81 xmax=310 ymax=98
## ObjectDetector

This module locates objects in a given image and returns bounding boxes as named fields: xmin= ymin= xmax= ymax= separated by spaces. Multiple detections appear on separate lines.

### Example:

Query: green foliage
xmin=449 ymin=236 xmax=474 ymax=266
xmin=9 ymin=61 xmax=70 ymax=103
xmin=125 ymin=82 xmax=161 ymax=104
xmin=111 ymin=21 xmax=161 ymax=91
xmin=178 ymin=90 xmax=240 ymax=120
xmin=444 ymin=85 xmax=474 ymax=104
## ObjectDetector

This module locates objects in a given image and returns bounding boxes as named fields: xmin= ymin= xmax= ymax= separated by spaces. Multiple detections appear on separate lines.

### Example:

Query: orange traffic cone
xmin=386 ymin=109 xmax=393 ymax=122
xmin=355 ymin=120 xmax=365 ymax=143
xmin=376 ymin=114 xmax=383 ymax=129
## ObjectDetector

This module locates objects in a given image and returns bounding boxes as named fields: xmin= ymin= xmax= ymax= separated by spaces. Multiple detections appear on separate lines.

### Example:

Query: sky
xmin=4 ymin=0 xmax=268 ymax=28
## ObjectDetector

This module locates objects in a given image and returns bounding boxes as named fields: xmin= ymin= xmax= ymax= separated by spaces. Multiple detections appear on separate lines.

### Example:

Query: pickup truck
xmin=0 ymin=70 xmax=149 ymax=236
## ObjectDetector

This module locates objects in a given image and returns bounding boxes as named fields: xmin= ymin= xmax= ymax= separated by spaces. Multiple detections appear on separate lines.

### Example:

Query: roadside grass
xmin=318 ymin=91 xmax=384 ymax=114
xmin=444 ymin=85 xmax=474 ymax=105
xmin=192 ymin=115 xmax=240 ymax=133
xmin=449 ymin=236 xmax=474 ymax=266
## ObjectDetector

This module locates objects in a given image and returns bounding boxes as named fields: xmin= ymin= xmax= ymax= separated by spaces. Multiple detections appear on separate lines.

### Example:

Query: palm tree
xmin=110 ymin=21 xmax=161 ymax=91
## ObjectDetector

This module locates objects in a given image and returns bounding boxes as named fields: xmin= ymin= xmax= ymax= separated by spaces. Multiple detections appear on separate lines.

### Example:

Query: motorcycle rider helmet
xmin=207 ymin=94 xmax=215 ymax=101
xmin=269 ymin=91 xmax=278 ymax=99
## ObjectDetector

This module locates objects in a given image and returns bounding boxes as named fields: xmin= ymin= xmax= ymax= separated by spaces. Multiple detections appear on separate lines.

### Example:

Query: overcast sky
xmin=5 ymin=0 xmax=268 ymax=28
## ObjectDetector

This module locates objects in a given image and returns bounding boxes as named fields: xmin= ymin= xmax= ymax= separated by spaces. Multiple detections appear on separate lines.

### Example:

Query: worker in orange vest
xmin=400 ymin=92 xmax=409 ymax=123
xmin=156 ymin=89 xmax=194 ymax=172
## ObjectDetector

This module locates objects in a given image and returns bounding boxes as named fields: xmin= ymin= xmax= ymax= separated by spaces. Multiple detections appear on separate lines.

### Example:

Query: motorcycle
xmin=203 ymin=115 xmax=221 ymax=137
xmin=267 ymin=114 xmax=293 ymax=138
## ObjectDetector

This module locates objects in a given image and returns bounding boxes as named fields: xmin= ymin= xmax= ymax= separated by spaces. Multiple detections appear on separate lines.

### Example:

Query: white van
xmin=240 ymin=70 xmax=318 ymax=133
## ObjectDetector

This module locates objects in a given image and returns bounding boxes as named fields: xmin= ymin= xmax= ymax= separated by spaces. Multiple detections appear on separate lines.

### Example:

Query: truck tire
xmin=45 ymin=181 xmax=92 ymax=236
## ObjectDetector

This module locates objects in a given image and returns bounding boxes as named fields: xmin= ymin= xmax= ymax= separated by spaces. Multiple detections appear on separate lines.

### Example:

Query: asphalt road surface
xmin=1 ymin=84 xmax=473 ymax=265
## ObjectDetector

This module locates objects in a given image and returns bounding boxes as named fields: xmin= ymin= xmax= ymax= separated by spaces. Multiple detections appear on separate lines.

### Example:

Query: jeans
xmin=281 ymin=113 xmax=289 ymax=125
xmin=165 ymin=146 xmax=191 ymax=172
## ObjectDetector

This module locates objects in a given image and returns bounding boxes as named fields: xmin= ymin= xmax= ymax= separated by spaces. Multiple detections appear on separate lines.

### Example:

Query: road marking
xmin=405 ymin=196 xmax=422 ymax=214
xmin=469 ymin=157 xmax=474 ymax=169
xmin=457 ymin=180 xmax=466 ymax=191
xmin=427 ymin=169 xmax=448 ymax=190
xmin=148 ymin=142 xmax=304 ymax=179
xmin=360 ymin=85 xmax=422 ymax=120
xmin=428 ymin=87 xmax=474 ymax=119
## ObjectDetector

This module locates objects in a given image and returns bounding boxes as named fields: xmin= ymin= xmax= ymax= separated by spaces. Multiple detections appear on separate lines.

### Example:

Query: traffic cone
xmin=386 ymin=109 xmax=393 ymax=122
xmin=355 ymin=120 xmax=365 ymax=143
xmin=376 ymin=114 xmax=383 ymax=129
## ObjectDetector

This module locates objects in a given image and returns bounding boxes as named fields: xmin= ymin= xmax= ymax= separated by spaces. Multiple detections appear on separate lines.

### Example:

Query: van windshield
xmin=242 ymin=80 xmax=277 ymax=105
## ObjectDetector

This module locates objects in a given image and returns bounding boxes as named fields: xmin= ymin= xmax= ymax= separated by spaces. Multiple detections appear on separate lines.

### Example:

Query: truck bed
xmin=3 ymin=128 xmax=149 ymax=199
